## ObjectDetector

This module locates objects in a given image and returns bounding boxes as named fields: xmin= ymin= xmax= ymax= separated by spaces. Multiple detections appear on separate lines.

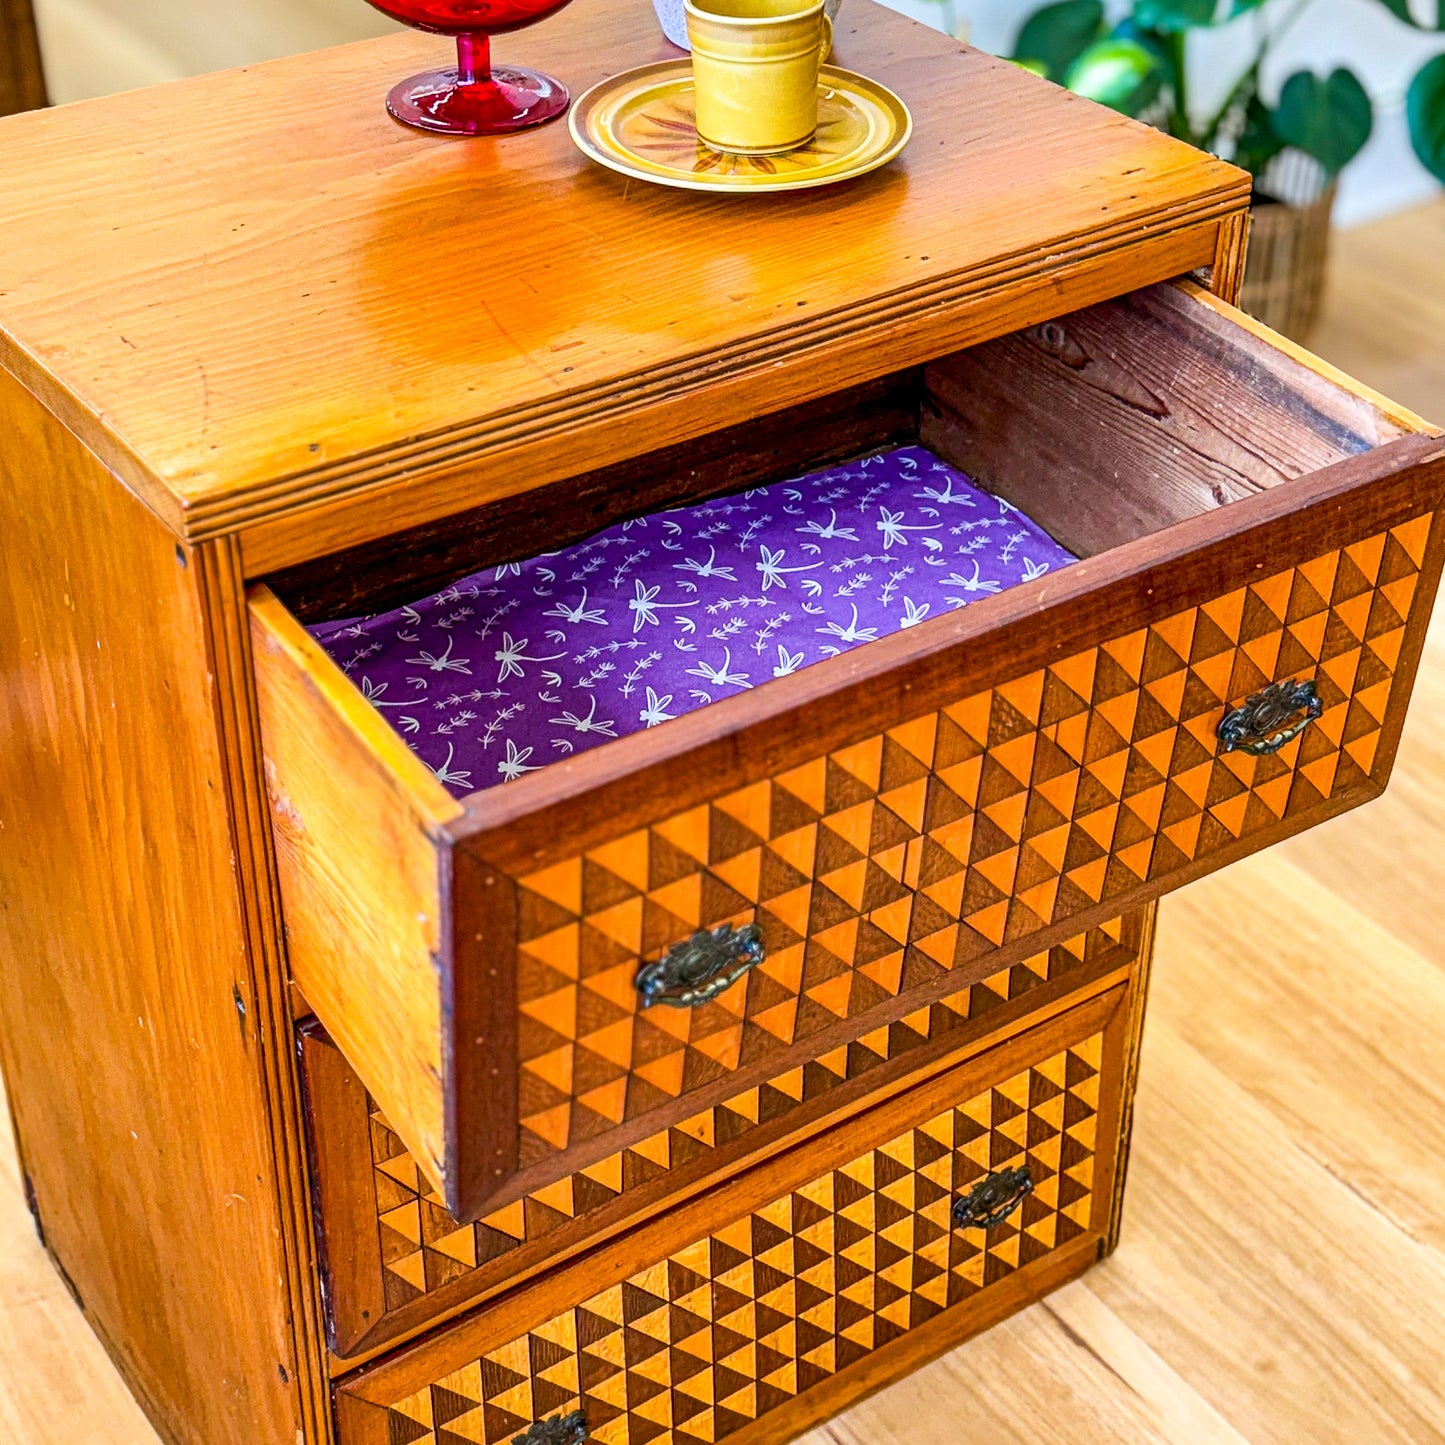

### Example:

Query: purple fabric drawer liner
xmin=309 ymin=445 xmax=1075 ymax=796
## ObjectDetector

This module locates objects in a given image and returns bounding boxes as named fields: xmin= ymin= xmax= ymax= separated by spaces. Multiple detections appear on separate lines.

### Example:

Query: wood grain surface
xmin=235 ymin=220 xmax=1227 ymax=576
xmin=4 ymin=197 xmax=1441 ymax=1444
xmin=0 ymin=371 xmax=307 ymax=1444
xmin=921 ymin=281 xmax=1413 ymax=559
xmin=250 ymin=584 xmax=462 ymax=1191
xmin=198 ymin=536 xmax=349 ymax=1445
xmin=0 ymin=0 xmax=1246 ymax=551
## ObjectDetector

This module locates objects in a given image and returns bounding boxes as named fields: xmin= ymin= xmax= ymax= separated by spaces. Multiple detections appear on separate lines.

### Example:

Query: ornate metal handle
xmin=513 ymin=1410 xmax=588 ymax=1445
xmin=634 ymin=923 xmax=766 ymax=1009
xmin=952 ymin=1166 xmax=1033 ymax=1231
xmin=1218 ymin=677 xmax=1324 ymax=756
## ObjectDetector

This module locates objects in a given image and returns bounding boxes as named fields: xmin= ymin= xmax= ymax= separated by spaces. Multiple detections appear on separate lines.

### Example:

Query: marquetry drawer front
xmin=253 ymin=279 xmax=1445 ymax=1222
xmin=506 ymin=508 xmax=1435 ymax=1164
xmin=304 ymin=918 xmax=1139 ymax=1359
xmin=333 ymin=989 xmax=1127 ymax=1445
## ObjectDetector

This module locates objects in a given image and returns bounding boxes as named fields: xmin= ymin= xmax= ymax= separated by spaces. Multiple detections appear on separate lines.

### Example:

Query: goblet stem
xmin=455 ymin=32 xmax=491 ymax=87
xmin=383 ymin=23 xmax=566 ymax=135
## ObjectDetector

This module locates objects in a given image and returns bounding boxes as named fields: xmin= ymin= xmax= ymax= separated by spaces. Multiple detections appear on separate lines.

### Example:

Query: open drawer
xmin=252 ymin=280 xmax=1445 ymax=1221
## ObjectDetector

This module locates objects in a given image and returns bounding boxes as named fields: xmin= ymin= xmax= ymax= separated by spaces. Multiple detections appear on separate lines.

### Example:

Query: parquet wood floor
xmin=3 ymin=22 xmax=1442 ymax=1430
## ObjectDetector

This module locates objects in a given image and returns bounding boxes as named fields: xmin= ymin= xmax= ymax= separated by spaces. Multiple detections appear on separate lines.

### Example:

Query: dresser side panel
xmin=0 ymin=371 xmax=305 ymax=1444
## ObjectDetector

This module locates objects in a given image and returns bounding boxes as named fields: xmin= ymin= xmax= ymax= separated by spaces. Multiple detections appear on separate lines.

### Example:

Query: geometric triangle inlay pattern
xmin=382 ymin=1032 xmax=1103 ymax=1445
xmin=368 ymin=922 xmax=1128 ymax=1315
xmin=514 ymin=514 xmax=1431 ymax=1166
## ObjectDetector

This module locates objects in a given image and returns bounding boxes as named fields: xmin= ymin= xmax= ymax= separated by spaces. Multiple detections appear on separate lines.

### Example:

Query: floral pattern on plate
xmin=568 ymin=60 xmax=911 ymax=194
xmin=618 ymin=86 xmax=863 ymax=178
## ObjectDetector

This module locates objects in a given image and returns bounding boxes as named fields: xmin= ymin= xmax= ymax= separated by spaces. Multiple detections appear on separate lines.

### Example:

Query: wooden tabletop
xmin=0 ymin=0 xmax=1245 ymax=546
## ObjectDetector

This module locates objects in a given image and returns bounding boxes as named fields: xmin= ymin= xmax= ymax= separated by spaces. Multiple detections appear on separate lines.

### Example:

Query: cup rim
xmin=683 ymin=0 xmax=825 ymax=24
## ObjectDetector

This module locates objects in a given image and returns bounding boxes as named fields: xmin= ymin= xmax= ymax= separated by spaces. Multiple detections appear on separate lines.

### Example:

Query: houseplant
xmin=1008 ymin=0 xmax=1445 ymax=336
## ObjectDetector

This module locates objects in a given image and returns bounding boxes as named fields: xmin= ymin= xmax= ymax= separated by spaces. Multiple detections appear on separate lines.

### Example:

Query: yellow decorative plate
xmin=568 ymin=60 xmax=912 ymax=193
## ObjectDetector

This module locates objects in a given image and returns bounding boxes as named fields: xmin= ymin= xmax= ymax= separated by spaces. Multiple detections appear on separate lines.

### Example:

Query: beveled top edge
xmin=0 ymin=2 xmax=1248 ymax=542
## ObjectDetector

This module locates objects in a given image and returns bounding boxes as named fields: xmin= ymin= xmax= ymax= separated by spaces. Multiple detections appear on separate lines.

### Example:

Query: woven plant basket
xmin=1239 ymin=150 xmax=1337 ymax=343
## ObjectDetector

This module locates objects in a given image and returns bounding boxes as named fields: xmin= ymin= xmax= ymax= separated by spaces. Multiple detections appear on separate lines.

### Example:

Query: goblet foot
xmin=385 ymin=65 xmax=569 ymax=136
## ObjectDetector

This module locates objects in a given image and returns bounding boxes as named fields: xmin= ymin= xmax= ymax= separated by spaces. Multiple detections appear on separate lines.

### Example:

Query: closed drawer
xmin=303 ymin=916 xmax=1142 ymax=1359
xmin=332 ymin=984 xmax=1131 ymax=1445
xmin=252 ymin=278 xmax=1445 ymax=1221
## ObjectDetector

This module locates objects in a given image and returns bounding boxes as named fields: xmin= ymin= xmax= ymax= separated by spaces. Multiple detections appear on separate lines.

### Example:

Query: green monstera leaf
xmin=1133 ymin=0 xmax=1218 ymax=31
xmin=1065 ymin=38 xmax=1166 ymax=114
xmin=1373 ymin=0 xmax=1443 ymax=28
xmin=1013 ymin=0 xmax=1105 ymax=82
xmin=1408 ymin=54 xmax=1445 ymax=182
xmin=1233 ymin=91 xmax=1287 ymax=178
xmin=1272 ymin=68 xmax=1374 ymax=174
xmin=1108 ymin=17 xmax=1172 ymax=63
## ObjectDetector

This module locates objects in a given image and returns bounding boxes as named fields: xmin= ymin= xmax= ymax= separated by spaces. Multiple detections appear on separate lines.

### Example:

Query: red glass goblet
xmin=365 ymin=0 xmax=576 ymax=137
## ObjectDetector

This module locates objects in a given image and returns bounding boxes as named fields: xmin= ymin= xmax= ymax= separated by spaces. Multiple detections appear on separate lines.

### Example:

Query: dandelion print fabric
xmin=309 ymin=446 xmax=1075 ymax=796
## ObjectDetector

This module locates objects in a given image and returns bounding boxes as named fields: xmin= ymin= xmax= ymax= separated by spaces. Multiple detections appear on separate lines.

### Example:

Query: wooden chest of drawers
xmin=0 ymin=3 xmax=1439 ymax=1444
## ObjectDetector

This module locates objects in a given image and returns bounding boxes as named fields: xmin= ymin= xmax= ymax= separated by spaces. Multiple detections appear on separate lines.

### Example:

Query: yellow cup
xmin=684 ymin=0 xmax=834 ymax=156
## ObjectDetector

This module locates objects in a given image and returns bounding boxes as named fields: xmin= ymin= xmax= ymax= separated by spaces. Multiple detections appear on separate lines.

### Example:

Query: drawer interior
xmin=264 ymin=278 xmax=1427 ymax=806
xmin=301 ymin=437 xmax=1075 ymax=797
xmin=268 ymin=280 xmax=1423 ymax=633
xmin=252 ymin=276 xmax=1441 ymax=1222
xmin=920 ymin=284 xmax=1417 ymax=555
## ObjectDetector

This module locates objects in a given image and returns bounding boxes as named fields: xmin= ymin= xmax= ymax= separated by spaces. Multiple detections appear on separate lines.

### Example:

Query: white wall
xmin=883 ymin=0 xmax=1445 ymax=224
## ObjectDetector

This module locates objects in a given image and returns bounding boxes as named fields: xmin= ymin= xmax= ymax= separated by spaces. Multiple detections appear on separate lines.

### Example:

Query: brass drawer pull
xmin=513 ymin=1410 xmax=588 ymax=1445
xmin=635 ymin=922 xmax=766 ymax=1009
xmin=1218 ymin=677 xmax=1324 ymax=756
xmin=952 ymin=1165 xmax=1033 ymax=1230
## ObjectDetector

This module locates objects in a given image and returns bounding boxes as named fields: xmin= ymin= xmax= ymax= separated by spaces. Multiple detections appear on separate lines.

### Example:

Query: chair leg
xmin=1 ymin=0 xmax=48 ymax=116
